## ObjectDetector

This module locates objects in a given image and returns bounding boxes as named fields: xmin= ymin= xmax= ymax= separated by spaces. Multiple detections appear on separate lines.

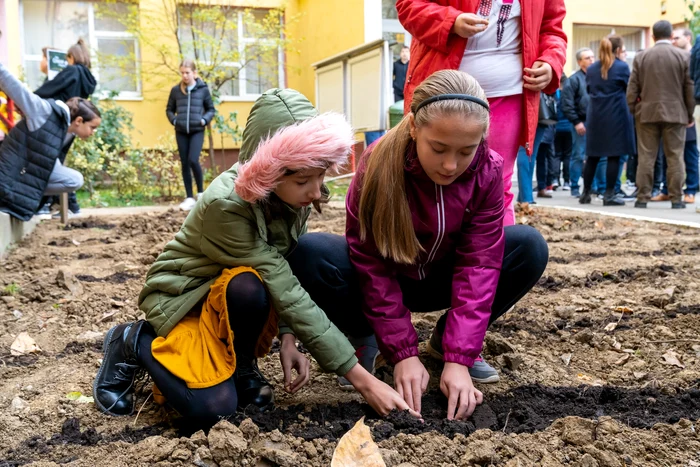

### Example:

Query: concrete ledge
xmin=0 ymin=212 xmax=40 ymax=257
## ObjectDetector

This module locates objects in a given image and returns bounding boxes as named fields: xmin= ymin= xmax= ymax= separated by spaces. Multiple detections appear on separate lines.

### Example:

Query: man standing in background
xmin=628 ymin=21 xmax=695 ymax=209
xmin=562 ymin=47 xmax=595 ymax=198
xmin=393 ymin=46 xmax=410 ymax=103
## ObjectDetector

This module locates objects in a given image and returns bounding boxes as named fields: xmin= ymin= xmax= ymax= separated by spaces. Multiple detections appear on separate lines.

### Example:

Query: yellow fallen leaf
xmin=66 ymin=392 xmax=94 ymax=404
xmin=331 ymin=417 xmax=386 ymax=467
xmin=613 ymin=306 xmax=633 ymax=314
xmin=10 ymin=332 xmax=41 ymax=356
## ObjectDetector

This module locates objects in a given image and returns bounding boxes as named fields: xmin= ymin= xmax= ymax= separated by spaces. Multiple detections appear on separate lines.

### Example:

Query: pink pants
xmin=487 ymin=95 xmax=523 ymax=227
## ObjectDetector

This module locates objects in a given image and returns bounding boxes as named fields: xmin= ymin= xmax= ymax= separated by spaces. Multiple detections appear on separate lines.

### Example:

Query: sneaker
xmin=684 ymin=194 xmax=695 ymax=204
xmin=37 ymin=203 xmax=51 ymax=215
xmin=626 ymin=180 xmax=636 ymax=189
xmin=537 ymin=190 xmax=552 ymax=199
xmin=338 ymin=335 xmax=380 ymax=391
xmin=651 ymin=193 xmax=671 ymax=202
xmin=52 ymin=210 xmax=82 ymax=219
xmin=178 ymin=197 xmax=197 ymax=211
xmin=197 ymin=193 xmax=203 ymax=201
xmin=603 ymin=194 xmax=625 ymax=206
xmin=93 ymin=321 xmax=146 ymax=416
xmin=234 ymin=357 xmax=274 ymax=411
xmin=571 ymin=188 xmax=580 ymax=197
xmin=562 ymin=183 xmax=571 ymax=191
xmin=426 ymin=328 xmax=500 ymax=384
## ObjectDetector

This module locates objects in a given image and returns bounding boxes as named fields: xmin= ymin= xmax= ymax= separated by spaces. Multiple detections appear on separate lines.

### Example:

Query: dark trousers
xmin=659 ymin=139 xmax=699 ymax=196
xmin=553 ymin=130 xmax=572 ymax=185
xmin=626 ymin=153 xmax=638 ymax=184
xmin=583 ymin=156 xmax=621 ymax=194
xmin=536 ymin=140 xmax=555 ymax=190
xmin=175 ymin=131 xmax=205 ymax=199
xmin=136 ymin=226 xmax=548 ymax=427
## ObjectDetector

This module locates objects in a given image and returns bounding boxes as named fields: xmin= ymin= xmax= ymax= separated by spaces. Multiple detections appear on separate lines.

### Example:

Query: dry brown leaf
xmin=660 ymin=349 xmax=685 ymax=369
xmin=331 ymin=417 xmax=386 ymax=467
xmin=614 ymin=354 xmax=630 ymax=365
xmin=613 ymin=306 xmax=633 ymax=314
xmin=10 ymin=332 xmax=41 ymax=356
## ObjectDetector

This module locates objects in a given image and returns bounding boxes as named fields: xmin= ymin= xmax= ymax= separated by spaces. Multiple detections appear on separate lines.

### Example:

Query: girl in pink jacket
xmin=346 ymin=70 xmax=548 ymax=420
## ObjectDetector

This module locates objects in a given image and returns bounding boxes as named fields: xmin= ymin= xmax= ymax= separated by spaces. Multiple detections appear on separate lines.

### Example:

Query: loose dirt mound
xmin=1 ymin=205 xmax=700 ymax=466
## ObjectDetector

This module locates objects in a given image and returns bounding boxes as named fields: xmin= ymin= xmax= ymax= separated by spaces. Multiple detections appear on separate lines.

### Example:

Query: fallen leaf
xmin=613 ymin=306 xmax=633 ymax=314
xmin=660 ymin=349 xmax=685 ymax=369
xmin=614 ymin=354 xmax=630 ymax=365
xmin=98 ymin=310 xmax=119 ymax=323
xmin=331 ymin=417 xmax=386 ymax=467
xmin=604 ymin=322 xmax=617 ymax=332
xmin=109 ymin=299 xmax=126 ymax=308
xmin=560 ymin=353 xmax=572 ymax=366
xmin=66 ymin=392 xmax=94 ymax=404
xmin=10 ymin=332 xmax=41 ymax=356
xmin=633 ymin=372 xmax=647 ymax=380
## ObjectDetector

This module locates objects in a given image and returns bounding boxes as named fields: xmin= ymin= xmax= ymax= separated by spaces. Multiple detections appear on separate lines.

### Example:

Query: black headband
xmin=414 ymin=93 xmax=490 ymax=114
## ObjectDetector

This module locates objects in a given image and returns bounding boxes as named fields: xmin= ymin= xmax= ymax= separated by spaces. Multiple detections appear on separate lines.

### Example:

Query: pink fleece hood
xmin=235 ymin=112 xmax=355 ymax=203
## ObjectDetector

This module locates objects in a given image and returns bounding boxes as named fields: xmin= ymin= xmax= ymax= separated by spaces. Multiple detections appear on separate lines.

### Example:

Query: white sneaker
xmin=545 ymin=189 xmax=554 ymax=195
xmin=562 ymin=183 xmax=571 ymax=191
xmin=178 ymin=197 xmax=197 ymax=211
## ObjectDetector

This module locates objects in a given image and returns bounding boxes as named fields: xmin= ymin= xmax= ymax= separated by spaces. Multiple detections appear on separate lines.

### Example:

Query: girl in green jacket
xmin=93 ymin=89 xmax=418 ymax=428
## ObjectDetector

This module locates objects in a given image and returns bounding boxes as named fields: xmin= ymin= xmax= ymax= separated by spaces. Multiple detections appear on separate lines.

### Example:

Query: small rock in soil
xmin=503 ymin=353 xmax=523 ymax=371
xmin=11 ymin=396 xmax=28 ymax=412
xmin=553 ymin=417 xmax=596 ymax=446
xmin=207 ymin=420 xmax=248 ymax=463
xmin=484 ymin=334 xmax=516 ymax=355
xmin=55 ymin=269 xmax=84 ymax=297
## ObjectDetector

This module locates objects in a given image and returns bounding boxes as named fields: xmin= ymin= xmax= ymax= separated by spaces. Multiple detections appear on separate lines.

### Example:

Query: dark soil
xmin=62 ymin=221 xmax=116 ymax=231
xmin=75 ymin=272 xmax=140 ymax=283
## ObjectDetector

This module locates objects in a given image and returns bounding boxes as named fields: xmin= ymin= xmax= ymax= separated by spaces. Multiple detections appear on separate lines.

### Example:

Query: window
xmin=20 ymin=0 xmax=141 ymax=98
xmin=382 ymin=0 xmax=411 ymax=62
xmin=177 ymin=6 xmax=284 ymax=100
xmin=572 ymin=25 xmax=646 ymax=70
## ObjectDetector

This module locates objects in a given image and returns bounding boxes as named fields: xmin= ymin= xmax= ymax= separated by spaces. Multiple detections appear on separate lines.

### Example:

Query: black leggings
xmin=175 ymin=131 xmax=205 ymax=198
xmin=583 ymin=155 xmax=620 ymax=194
xmin=136 ymin=227 xmax=548 ymax=426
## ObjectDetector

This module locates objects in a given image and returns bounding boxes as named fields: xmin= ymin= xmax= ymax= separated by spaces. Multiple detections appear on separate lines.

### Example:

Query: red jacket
xmin=397 ymin=0 xmax=567 ymax=154
xmin=346 ymin=142 xmax=505 ymax=367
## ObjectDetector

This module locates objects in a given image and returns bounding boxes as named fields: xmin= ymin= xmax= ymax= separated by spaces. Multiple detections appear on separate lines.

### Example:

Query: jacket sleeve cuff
xmin=572 ymin=119 xmax=582 ymax=126
xmin=336 ymin=355 xmax=359 ymax=377
xmin=443 ymin=352 xmax=476 ymax=368
xmin=388 ymin=346 xmax=420 ymax=365
xmin=278 ymin=325 xmax=293 ymax=336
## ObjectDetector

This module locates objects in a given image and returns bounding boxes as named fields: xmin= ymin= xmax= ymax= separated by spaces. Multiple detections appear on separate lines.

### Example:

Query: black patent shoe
xmin=234 ymin=358 xmax=274 ymax=411
xmin=93 ymin=321 xmax=145 ymax=416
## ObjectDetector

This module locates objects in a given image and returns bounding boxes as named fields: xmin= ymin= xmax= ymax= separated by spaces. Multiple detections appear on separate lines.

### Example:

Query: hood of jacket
xmin=238 ymin=88 xmax=319 ymax=165
xmin=74 ymin=64 xmax=97 ymax=97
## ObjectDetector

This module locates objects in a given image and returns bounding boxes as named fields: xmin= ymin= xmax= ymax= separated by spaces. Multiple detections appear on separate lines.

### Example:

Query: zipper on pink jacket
xmin=418 ymin=184 xmax=446 ymax=280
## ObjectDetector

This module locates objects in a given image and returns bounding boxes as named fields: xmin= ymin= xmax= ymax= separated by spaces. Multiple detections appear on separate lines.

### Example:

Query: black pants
xmin=136 ymin=226 xmax=548 ymax=426
xmin=554 ymin=130 xmax=572 ymax=185
xmin=175 ymin=131 xmax=205 ymax=198
xmin=583 ymin=156 xmax=620 ymax=194
xmin=536 ymin=140 xmax=555 ymax=190
xmin=626 ymin=153 xmax=638 ymax=184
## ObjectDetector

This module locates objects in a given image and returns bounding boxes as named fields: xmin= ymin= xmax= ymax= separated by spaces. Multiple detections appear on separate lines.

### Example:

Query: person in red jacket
xmin=346 ymin=70 xmax=548 ymax=420
xmin=397 ymin=0 xmax=567 ymax=226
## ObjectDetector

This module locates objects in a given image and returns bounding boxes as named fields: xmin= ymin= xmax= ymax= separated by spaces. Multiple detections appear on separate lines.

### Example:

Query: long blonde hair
xmin=357 ymin=70 xmax=489 ymax=264
xmin=599 ymin=35 xmax=624 ymax=80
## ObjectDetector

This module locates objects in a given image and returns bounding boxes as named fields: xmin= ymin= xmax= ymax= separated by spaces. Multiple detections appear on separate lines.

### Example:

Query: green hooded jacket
xmin=138 ymin=89 xmax=358 ymax=376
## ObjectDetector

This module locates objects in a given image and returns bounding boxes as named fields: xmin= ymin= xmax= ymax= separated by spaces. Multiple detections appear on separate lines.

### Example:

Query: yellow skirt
xmin=151 ymin=267 xmax=278 ymax=404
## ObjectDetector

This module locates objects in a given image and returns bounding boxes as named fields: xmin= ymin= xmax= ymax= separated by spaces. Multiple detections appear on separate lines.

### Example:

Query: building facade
xmin=0 ymin=0 xmax=689 ymax=149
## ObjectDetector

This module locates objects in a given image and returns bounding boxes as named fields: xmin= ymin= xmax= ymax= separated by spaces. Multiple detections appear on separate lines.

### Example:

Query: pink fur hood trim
xmin=235 ymin=112 xmax=354 ymax=203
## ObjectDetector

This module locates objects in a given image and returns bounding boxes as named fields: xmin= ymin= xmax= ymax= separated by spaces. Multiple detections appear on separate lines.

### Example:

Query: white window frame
xmin=19 ymin=0 xmax=142 ymax=100
xmin=178 ymin=7 xmax=285 ymax=102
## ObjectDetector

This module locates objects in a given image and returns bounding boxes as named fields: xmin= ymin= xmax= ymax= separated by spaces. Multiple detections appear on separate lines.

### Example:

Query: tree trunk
xmin=206 ymin=122 xmax=217 ymax=175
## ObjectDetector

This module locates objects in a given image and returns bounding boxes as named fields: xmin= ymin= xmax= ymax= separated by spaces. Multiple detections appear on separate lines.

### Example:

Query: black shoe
xmin=603 ymin=192 xmax=625 ymax=206
xmin=672 ymin=202 xmax=687 ymax=209
xmin=234 ymin=357 xmax=274 ymax=411
xmin=635 ymin=201 xmax=647 ymax=208
xmin=579 ymin=190 xmax=592 ymax=204
xmin=93 ymin=321 xmax=146 ymax=416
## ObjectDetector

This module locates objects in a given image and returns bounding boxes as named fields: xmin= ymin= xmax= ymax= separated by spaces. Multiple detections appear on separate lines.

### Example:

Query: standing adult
xmin=580 ymin=35 xmax=636 ymax=206
xmin=553 ymin=77 xmax=572 ymax=191
xmin=628 ymin=21 xmax=695 ymax=209
xmin=652 ymin=28 xmax=699 ymax=205
xmin=396 ymin=0 xmax=567 ymax=226
xmin=393 ymin=46 xmax=410 ymax=103
xmin=35 ymin=39 xmax=97 ymax=217
xmin=561 ymin=47 xmax=594 ymax=197
xmin=166 ymin=59 xmax=216 ymax=211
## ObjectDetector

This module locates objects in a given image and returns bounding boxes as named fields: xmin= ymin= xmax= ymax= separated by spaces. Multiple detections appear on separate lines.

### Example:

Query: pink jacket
xmin=346 ymin=142 xmax=505 ymax=367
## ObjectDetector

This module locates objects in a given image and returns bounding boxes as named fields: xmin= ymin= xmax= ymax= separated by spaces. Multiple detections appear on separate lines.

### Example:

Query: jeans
xmin=517 ymin=126 xmax=546 ymax=203
xmin=660 ymin=139 xmax=699 ymax=195
xmin=591 ymin=157 xmax=607 ymax=193
xmin=569 ymin=130 xmax=586 ymax=191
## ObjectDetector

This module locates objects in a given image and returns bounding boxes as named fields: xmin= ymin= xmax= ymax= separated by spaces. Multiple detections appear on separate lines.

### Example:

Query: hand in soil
xmin=441 ymin=362 xmax=483 ymax=420
xmin=344 ymin=363 xmax=422 ymax=419
xmin=280 ymin=334 xmax=310 ymax=393
xmin=393 ymin=356 xmax=429 ymax=413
